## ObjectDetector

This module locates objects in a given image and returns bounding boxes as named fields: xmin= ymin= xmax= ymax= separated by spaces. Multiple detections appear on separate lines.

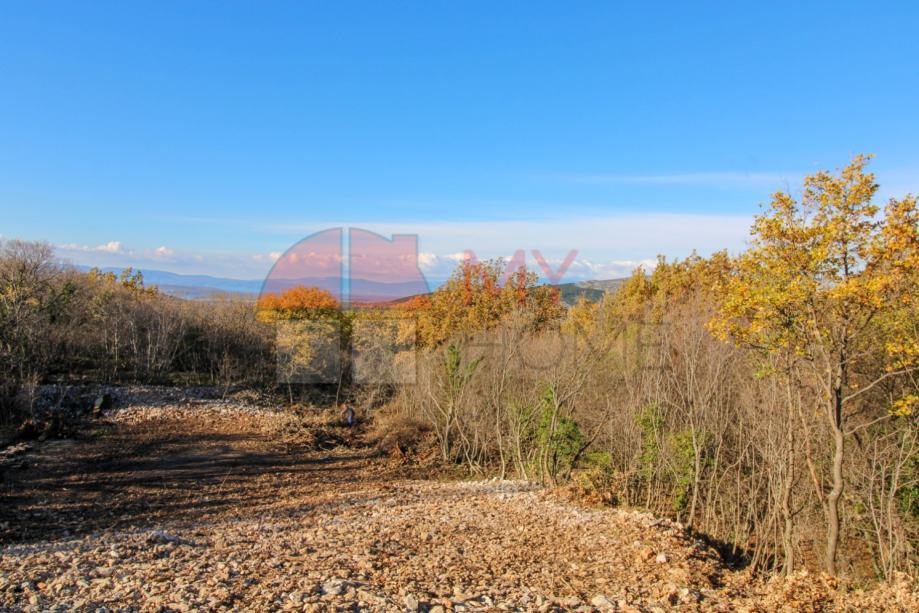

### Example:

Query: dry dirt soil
xmin=1 ymin=400 xmax=917 ymax=612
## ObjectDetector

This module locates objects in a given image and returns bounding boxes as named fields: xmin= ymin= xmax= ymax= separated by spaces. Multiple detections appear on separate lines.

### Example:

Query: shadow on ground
xmin=0 ymin=416 xmax=382 ymax=545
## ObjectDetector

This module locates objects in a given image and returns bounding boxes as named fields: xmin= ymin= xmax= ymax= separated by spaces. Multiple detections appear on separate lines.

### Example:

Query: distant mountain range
xmin=75 ymin=266 xmax=626 ymax=304
xmin=76 ymin=266 xmax=264 ymax=298
xmin=555 ymin=279 xmax=624 ymax=305
xmin=76 ymin=266 xmax=440 ymax=302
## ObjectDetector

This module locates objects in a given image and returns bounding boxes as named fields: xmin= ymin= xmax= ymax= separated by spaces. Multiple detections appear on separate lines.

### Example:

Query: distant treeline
xmin=0 ymin=243 xmax=277 ymax=411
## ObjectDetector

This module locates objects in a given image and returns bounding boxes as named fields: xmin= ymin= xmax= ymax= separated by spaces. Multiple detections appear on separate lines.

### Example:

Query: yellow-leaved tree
xmin=711 ymin=155 xmax=919 ymax=575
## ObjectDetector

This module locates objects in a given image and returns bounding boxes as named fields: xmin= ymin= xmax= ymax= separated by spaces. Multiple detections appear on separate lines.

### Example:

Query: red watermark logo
xmin=259 ymin=228 xmax=578 ymax=385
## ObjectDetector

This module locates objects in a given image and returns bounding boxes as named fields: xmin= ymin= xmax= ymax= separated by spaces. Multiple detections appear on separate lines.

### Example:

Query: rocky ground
xmin=1 ymin=390 xmax=917 ymax=612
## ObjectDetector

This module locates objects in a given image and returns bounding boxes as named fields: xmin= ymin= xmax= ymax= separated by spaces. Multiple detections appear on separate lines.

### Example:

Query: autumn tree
xmin=712 ymin=155 xmax=919 ymax=575
xmin=257 ymin=286 xmax=347 ymax=401
xmin=0 ymin=240 xmax=74 ymax=417
xmin=83 ymin=267 xmax=164 ymax=380
xmin=256 ymin=285 xmax=339 ymax=320
xmin=416 ymin=259 xmax=564 ymax=347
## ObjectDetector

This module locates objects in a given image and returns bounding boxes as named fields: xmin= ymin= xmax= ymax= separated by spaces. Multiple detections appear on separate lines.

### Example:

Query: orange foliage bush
xmin=257 ymin=286 xmax=339 ymax=318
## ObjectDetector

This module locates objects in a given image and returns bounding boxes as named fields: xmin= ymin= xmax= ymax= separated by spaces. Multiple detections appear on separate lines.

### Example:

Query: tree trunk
xmin=825 ymin=385 xmax=845 ymax=576
xmin=688 ymin=427 xmax=702 ymax=529
xmin=781 ymin=427 xmax=795 ymax=575
xmin=781 ymin=476 xmax=795 ymax=574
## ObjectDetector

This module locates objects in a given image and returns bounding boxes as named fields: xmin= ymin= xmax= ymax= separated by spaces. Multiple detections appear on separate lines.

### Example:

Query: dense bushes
xmin=0 ymin=241 xmax=275 ymax=424
xmin=388 ymin=157 xmax=919 ymax=581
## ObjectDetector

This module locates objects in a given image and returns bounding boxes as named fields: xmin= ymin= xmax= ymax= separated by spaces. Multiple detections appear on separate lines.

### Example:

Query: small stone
xmin=321 ymin=581 xmax=343 ymax=596
xmin=679 ymin=588 xmax=702 ymax=603
xmin=655 ymin=552 xmax=669 ymax=564
xmin=147 ymin=530 xmax=182 ymax=545
xmin=591 ymin=594 xmax=613 ymax=608
xmin=92 ymin=393 xmax=113 ymax=416
xmin=403 ymin=594 xmax=419 ymax=610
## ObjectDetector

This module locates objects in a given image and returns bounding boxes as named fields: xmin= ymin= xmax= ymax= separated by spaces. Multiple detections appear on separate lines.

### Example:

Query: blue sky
xmin=2 ymin=1 xmax=918 ymax=281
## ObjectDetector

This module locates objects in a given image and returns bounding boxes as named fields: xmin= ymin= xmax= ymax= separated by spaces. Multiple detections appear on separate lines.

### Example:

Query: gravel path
xmin=1 ymin=401 xmax=916 ymax=612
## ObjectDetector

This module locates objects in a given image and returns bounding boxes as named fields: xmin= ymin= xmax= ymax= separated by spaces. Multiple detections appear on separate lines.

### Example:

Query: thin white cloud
xmin=54 ymin=242 xmax=281 ymax=279
xmin=416 ymin=252 xmax=439 ymax=270
xmin=251 ymin=251 xmax=282 ymax=263
xmin=60 ymin=241 xmax=125 ymax=254
xmin=267 ymin=213 xmax=752 ymax=255
xmin=98 ymin=241 xmax=124 ymax=253
xmin=50 ymin=212 xmax=755 ymax=283
xmin=412 ymin=252 xmax=661 ymax=282
xmin=254 ymin=213 xmax=753 ymax=282
xmin=563 ymin=257 xmax=658 ymax=279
